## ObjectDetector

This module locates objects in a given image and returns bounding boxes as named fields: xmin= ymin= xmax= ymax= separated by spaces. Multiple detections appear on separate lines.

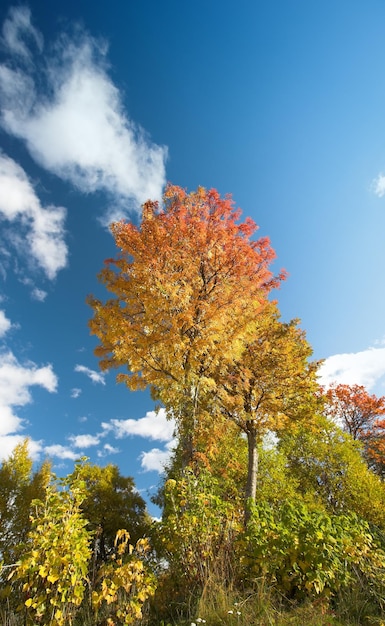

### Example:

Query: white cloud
xmin=0 ymin=152 xmax=68 ymax=279
xmin=44 ymin=443 xmax=78 ymax=460
xmin=318 ymin=345 xmax=385 ymax=390
xmin=71 ymin=387 xmax=82 ymax=398
xmin=75 ymin=364 xmax=106 ymax=385
xmin=0 ymin=351 xmax=57 ymax=437
xmin=0 ymin=10 xmax=167 ymax=217
xmin=0 ymin=310 xmax=11 ymax=337
xmin=97 ymin=443 xmax=119 ymax=457
xmin=68 ymin=433 xmax=101 ymax=448
xmin=1 ymin=6 xmax=43 ymax=61
xmin=102 ymin=408 xmax=175 ymax=442
xmin=31 ymin=287 xmax=47 ymax=301
xmin=372 ymin=173 xmax=385 ymax=197
xmin=0 ymin=435 xmax=42 ymax=462
xmin=140 ymin=440 xmax=175 ymax=473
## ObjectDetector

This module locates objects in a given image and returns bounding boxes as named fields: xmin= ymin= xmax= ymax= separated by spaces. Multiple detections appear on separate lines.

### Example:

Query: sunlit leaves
xmin=11 ymin=469 xmax=91 ymax=626
xmin=91 ymin=529 xmax=156 ymax=625
xmin=323 ymin=383 xmax=385 ymax=477
xmin=88 ymin=184 xmax=285 ymax=462
xmin=324 ymin=383 xmax=385 ymax=440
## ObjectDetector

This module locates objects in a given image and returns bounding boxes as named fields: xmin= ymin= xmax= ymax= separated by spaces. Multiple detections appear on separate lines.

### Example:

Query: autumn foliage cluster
xmin=1 ymin=185 xmax=385 ymax=625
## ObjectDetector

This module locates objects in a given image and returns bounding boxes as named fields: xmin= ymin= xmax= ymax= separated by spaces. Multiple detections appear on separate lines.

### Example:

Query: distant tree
xmin=88 ymin=184 xmax=284 ymax=466
xmin=324 ymin=383 xmax=385 ymax=440
xmin=323 ymin=383 xmax=385 ymax=476
xmin=69 ymin=462 xmax=151 ymax=573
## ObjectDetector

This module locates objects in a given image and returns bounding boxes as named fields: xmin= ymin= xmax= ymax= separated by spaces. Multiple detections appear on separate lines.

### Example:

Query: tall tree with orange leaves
xmin=88 ymin=184 xmax=285 ymax=465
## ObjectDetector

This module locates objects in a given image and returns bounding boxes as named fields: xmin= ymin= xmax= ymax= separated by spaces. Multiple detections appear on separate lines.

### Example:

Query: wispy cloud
xmin=102 ymin=408 xmax=176 ymax=473
xmin=102 ymin=408 xmax=175 ymax=442
xmin=0 ymin=152 xmax=68 ymax=279
xmin=97 ymin=443 xmax=119 ymax=457
xmin=74 ymin=364 xmax=106 ymax=385
xmin=318 ymin=345 xmax=385 ymax=390
xmin=372 ymin=173 xmax=385 ymax=198
xmin=71 ymin=387 xmax=82 ymax=398
xmin=1 ymin=6 xmax=43 ymax=61
xmin=0 ymin=6 xmax=167 ymax=218
xmin=31 ymin=287 xmax=47 ymax=302
xmin=0 ymin=310 xmax=12 ymax=337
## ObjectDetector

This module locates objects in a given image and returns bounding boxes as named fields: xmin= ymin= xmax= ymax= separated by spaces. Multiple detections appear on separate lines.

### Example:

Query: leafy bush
xmin=242 ymin=500 xmax=385 ymax=602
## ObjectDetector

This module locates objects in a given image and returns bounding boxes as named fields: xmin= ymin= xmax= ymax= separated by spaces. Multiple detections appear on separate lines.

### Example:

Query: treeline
xmin=1 ymin=414 xmax=385 ymax=625
xmin=2 ymin=185 xmax=385 ymax=625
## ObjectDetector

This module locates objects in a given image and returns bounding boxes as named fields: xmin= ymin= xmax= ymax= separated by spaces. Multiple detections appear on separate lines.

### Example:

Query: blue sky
xmin=1 ymin=0 xmax=385 ymax=513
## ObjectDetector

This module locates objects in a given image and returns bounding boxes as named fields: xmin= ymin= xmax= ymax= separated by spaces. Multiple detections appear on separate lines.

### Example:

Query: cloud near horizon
xmin=0 ymin=6 xmax=167 ymax=219
xmin=318 ymin=344 xmax=385 ymax=391
xmin=0 ymin=350 xmax=57 ymax=460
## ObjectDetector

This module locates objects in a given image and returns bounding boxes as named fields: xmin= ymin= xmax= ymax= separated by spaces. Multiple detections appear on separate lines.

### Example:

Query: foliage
xmin=242 ymin=499 xmax=385 ymax=602
xmin=91 ymin=529 xmax=156 ymax=625
xmin=158 ymin=467 xmax=241 ymax=586
xmin=10 ymin=469 xmax=91 ymax=626
xmin=0 ymin=439 xmax=51 ymax=567
xmin=88 ymin=184 xmax=284 ymax=465
xmin=323 ymin=383 xmax=385 ymax=478
xmin=364 ymin=416 xmax=385 ymax=478
xmin=216 ymin=304 xmax=320 ymax=511
xmin=4 ymin=187 xmax=385 ymax=626
xmin=323 ymin=383 xmax=385 ymax=441
xmin=280 ymin=416 xmax=385 ymax=529
xmin=150 ymin=467 xmax=242 ymax=623
xmin=69 ymin=461 xmax=151 ymax=569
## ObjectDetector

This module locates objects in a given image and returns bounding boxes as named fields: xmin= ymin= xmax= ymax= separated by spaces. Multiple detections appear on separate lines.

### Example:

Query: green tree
xmin=280 ymin=415 xmax=385 ymax=529
xmin=69 ymin=462 xmax=151 ymax=572
xmin=0 ymin=440 xmax=51 ymax=567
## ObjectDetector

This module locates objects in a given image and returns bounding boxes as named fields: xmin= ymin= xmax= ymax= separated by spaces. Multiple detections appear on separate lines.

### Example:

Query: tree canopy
xmin=88 ymin=184 xmax=285 ymax=463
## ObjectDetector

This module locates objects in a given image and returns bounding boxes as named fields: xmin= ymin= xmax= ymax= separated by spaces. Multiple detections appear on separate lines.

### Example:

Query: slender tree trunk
xmin=245 ymin=426 xmax=258 ymax=525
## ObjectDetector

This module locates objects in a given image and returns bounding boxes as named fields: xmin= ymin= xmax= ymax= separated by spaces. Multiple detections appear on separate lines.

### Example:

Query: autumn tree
xmin=324 ymin=383 xmax=385 ymax=475
xmin=216 ymin=304 xmax=319 ymax=518
xmin=324 ymin=383 xmax=385 ymax=440
xmin=364 ymin=417 xmax=385 ymax=477
xmin=88 ymin=185 xmax=284 ymax=464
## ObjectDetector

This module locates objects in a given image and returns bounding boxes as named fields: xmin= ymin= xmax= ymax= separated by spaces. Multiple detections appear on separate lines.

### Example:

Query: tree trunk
xmin=244 ymin=426 xmax=258 ymax=525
